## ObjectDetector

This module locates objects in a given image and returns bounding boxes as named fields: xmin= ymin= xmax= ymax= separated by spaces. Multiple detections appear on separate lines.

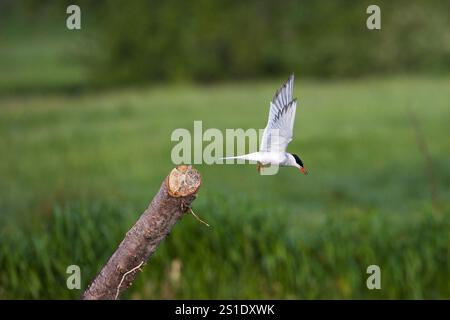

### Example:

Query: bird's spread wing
xmin=260 ymin=74 xmax=297 ymax=152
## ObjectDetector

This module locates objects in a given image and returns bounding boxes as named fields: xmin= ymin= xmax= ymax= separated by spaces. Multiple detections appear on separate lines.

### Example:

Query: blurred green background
xmin=0 ymin=1 xmax=449 ymax=299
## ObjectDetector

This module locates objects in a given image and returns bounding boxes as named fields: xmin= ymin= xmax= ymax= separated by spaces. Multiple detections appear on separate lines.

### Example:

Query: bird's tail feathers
xmin=220 ymin=155 xmax=247 ymax=160
xmin=220 ymin=153 xmax=260 ymax=162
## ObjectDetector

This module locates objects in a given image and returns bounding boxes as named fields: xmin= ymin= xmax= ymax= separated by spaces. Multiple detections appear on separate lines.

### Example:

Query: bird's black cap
xmin=292 ymin=153 xmax=303 ymax=167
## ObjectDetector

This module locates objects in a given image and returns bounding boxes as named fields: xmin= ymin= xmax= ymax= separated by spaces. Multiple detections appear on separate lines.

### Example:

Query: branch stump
xmin=82 ymin=165 xmax=201 ymax=300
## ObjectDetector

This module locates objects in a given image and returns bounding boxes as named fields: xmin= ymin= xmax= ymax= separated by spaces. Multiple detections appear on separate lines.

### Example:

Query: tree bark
xmin=81 ymin=165 xmax=201 ymax=300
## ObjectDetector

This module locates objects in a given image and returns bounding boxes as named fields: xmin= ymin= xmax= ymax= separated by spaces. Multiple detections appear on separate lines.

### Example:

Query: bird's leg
xmin=257 ymin=162 xmax=271 ymax=174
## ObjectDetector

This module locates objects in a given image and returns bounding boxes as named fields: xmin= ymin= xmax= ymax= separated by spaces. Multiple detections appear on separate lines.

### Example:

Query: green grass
xmin=0 ymin=76 xmax=449 ymax=299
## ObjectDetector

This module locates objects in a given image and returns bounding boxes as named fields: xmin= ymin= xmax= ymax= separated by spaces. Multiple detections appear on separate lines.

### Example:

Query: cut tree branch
xmin=82 ymin=165 xmax=201 ymax=300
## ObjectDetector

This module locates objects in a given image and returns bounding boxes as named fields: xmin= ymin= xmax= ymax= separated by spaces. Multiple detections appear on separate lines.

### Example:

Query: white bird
xmin=223 ymin=74 xmax=307 ymax=175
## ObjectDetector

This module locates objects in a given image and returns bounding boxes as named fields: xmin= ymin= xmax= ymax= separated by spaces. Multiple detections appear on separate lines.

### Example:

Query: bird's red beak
xmin=300 ymin=167 xmax=308 ymax=175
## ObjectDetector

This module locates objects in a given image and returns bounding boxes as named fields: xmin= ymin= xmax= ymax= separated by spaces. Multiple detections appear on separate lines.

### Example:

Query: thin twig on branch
xmin=82 ymin=165 xmax=201 ymax=300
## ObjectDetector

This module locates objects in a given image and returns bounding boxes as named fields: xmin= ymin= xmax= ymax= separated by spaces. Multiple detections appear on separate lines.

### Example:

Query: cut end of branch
xmin=167 ymin=165 xmax=201 ymax=197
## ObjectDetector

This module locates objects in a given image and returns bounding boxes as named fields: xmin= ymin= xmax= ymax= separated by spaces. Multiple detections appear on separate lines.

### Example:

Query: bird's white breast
xmin=258 ymin=152 xmax=287 ymax=165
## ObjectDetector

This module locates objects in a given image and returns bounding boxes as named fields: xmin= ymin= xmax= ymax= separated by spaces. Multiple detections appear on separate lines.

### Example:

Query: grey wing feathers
xmin=271 ymin=73 xmax=294 ymax=116
xmin=260 ymin=74 xmax=298 ymax=152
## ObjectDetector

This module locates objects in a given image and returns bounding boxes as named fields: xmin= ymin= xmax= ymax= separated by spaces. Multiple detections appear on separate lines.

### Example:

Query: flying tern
xmin=223 ymin=74 xmax=307 ymax=175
